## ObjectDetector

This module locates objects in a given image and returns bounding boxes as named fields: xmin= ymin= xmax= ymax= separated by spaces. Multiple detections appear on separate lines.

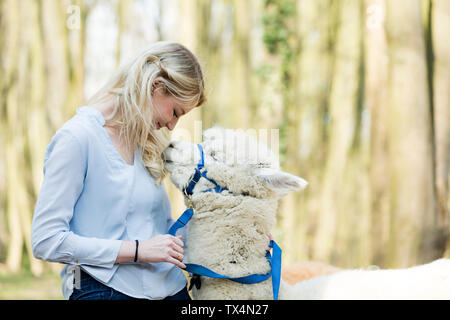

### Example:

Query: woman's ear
xmin=253 ymin=167 xmax=308 ymax=196
xmin=151 ymin=80 xmax=164 ymax=95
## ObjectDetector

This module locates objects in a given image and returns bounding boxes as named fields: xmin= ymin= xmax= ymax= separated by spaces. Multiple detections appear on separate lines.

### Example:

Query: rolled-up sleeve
xmin=31 ymin=130 xmax=122 ymax=268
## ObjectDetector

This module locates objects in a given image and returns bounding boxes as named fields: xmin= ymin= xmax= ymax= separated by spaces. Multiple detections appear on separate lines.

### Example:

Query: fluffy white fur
xmin=287 ymin=259 xmax=450 ymax=299
xmin=163 ymin=126 xmax=450 ymax=300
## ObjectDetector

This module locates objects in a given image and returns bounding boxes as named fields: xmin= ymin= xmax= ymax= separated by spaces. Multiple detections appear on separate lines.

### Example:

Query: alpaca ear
xmin=253 ymin=168 xmax=308 ymax=196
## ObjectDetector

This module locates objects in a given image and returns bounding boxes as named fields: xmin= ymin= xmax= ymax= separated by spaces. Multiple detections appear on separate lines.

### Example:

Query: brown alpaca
xmin=282 ymin=262 xmax=341 ymax=284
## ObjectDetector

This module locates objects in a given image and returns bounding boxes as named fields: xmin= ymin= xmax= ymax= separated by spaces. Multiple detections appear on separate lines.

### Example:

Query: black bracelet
xmin=134 ymin=240 xmax=139 ymax=262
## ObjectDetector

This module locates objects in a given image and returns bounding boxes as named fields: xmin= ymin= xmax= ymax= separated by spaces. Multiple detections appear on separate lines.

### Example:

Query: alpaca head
xmin=163 ymin=126 xmax=308 ymax=198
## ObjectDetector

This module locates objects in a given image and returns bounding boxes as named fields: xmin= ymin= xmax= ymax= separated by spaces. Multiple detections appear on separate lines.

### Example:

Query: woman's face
xmin=151 ymin=84 xmax=193 ymax=131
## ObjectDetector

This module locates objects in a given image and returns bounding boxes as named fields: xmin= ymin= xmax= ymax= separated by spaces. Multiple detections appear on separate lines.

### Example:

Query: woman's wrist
xmin=114 ymin=235 xmax=185 ymax=268
xmin=115 ymin=240 xmax=135 ymax=264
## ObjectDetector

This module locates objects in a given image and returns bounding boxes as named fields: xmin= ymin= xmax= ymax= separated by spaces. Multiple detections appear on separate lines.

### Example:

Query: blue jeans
xmin=69 ymin=270 xmax=191 ymax=300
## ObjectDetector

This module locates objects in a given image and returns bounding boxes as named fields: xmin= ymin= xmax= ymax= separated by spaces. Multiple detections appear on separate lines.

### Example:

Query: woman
xmin=31 ymin=41 xmax=206 ymax=300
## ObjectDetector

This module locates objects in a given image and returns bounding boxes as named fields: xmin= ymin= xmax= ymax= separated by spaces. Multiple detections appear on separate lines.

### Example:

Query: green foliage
xmin=262 ymin=0 xmax=296 ymax=55
xmin=261 ymin=0 xmax=297 ymax=167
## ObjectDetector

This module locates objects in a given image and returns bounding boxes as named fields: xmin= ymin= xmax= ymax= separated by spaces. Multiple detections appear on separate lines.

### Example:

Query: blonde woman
xmin=31 ymin=41 xmax=206 ymax=300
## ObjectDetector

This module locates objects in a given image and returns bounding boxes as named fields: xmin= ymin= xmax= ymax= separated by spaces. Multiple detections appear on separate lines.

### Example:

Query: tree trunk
xmin=0 ymin=129 xmax=6 ymax=263
xmin=40 ymin=0 xmax=69 ymax=132
xmin=115 ymin=0 xmax=132 ymax=67
xmin=196 ymin=0 xmax=224 ymax=129
xmin=365 ymin=0 xmax=390 ymax=267
xmin=231 ymin=0 xmax=251 ymax=129
xmin=27 ymin=0 xmax=49 ymax=206
xmin=2 ymin=0 xmax=22 ymax=273
xmin=295 ymin=0 xmax=334 ymax=262
xmin=3 ymin=0 xmax=47 ymax=275
xmin=65 ymin=0 xmax=88 ymax=114
xmin=0 ymin=0 xmax=16 ymax=265
xmin=313 ymin=0 xmax=362 ymax=263
xmin=431 ymin=0 xmax=450 ymax=254
xmin=385 ymin=0 xmax=437 ymax=267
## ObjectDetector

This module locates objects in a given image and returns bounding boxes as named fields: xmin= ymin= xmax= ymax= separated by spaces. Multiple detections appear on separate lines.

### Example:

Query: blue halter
xmin=168 ymin=144 xmax=282 ymax=300
xmin=184 ymin=144 xmax=228 ymax=195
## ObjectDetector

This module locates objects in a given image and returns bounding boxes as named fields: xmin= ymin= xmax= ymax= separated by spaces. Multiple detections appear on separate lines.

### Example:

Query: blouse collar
xmin=76 ymin=106 xmax=106 ymax=126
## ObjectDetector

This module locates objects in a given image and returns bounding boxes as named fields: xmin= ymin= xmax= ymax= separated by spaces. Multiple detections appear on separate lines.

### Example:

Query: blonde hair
xmin=87 ymin=41 xmax=206 ymax=185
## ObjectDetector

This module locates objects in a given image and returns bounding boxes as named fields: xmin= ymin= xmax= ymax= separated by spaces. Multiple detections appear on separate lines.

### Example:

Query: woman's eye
xmin=173 ymin=110 xmax=178 ymax=118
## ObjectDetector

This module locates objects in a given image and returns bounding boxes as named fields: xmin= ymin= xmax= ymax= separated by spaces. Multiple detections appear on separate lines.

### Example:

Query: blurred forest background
xmin=0 ymin=0 xmax=449 ymax=299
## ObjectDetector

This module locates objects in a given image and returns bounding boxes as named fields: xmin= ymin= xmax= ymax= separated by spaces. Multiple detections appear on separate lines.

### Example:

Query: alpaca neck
xmin=185 ymin=192 xmax=278 ymax=277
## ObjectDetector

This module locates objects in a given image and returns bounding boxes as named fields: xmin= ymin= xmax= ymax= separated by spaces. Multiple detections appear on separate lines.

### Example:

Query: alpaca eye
xmin=210 ymin=151 xmax=217 ymax=160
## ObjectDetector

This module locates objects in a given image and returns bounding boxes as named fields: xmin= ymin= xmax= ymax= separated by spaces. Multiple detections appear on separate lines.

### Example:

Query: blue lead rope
xmin=168 ymin=208 xmax=282 ymax=300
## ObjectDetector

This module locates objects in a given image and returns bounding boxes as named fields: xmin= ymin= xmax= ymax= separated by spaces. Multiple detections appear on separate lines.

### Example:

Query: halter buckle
xmin=183 ymin=187 xmax=194 ymax=210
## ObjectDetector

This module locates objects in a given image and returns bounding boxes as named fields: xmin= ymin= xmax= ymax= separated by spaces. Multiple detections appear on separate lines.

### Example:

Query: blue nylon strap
xmin=167 ymin=209 xmax=282 ymax=299
xmin=181 ymin=241 xmax=282 ymax=300
xmin=185 ymin=144 xmax=229 ymax=196
xmin=185 ymin=166 xmax=229 ymax=195
xmin=167 ymin=208 xmax=194 ymax=236
xmin=184 ymin=263 xmax=272 ymax=284
xmin=197 ymin=144 xmax=205 ymax=168
xmin=204 ymin=185 xmax=228 ymax=193
xmin=185 ymin=170 xmax=202 ymax=195
xmin=269 ymin=240 xmax=282 ymax=300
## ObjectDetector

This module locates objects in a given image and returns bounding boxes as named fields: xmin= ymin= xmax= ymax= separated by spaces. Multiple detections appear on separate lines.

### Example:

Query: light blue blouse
xmin=31 ymin=106 xmax=187 ymax=300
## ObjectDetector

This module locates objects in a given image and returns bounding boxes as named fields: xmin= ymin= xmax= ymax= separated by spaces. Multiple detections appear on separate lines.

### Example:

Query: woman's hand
xmin=116 ymin=235 xmax=185 ymax=268
xmin=139 ymin=235 xmax=186 ymax=268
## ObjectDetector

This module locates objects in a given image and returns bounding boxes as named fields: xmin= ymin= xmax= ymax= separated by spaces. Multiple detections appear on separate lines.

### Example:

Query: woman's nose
xmin=166 ymin=117 xmax=179 ymax=131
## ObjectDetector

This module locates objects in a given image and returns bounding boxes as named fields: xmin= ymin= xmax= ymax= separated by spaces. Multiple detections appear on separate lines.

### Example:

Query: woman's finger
xmin=173 ymin=235 xmax=184 ymax=247
xmin=172 ymin=243 xmax=184 ymax=255
xmin=169 ymin=248 xmax=184 ymax=261
xmin=168 ymin=236 xmax=184 ymax=254
xmin=167 ymin=255 xmax=186 ymax=269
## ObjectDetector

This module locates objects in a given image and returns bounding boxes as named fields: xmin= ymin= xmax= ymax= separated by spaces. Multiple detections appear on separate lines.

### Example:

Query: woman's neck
xmin=90 ymin=95 xmax=122 ymax=126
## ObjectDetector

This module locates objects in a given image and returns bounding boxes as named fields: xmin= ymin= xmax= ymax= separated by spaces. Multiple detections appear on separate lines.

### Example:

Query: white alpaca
xmin=163 ymin=126 xmax=450 ymax=300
